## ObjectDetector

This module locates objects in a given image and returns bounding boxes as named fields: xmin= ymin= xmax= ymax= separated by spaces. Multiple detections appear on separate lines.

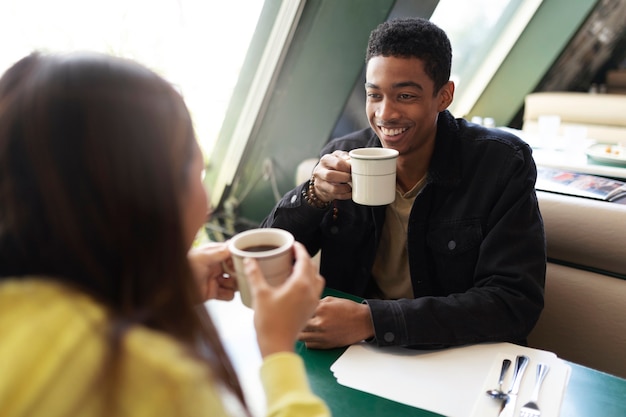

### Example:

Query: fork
xmin=519 ymin=363 xmax=550 ymax=417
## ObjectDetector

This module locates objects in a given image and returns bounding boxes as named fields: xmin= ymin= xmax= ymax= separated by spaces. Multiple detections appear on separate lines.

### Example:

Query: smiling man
xmin=262 ymin=17 xmax=546 ymax=350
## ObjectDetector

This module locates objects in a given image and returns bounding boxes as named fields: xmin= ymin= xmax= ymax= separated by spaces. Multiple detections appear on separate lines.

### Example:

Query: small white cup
xmin=538 ymin=115 xmax=561 ymax=148
xmin=349 ymin=147 xmax=399 ymax=206
xmin=483 ymin=117 xmax=496 ymax=128
xmin=227 ymin=228 xmax=294 ymax=308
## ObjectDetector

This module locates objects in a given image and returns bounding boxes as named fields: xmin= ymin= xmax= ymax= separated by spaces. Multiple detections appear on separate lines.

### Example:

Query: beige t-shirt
xmin=369 ymin=176 xmax=427 ymax=300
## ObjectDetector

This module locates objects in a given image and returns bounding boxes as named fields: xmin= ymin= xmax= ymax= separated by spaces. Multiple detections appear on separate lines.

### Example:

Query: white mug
xmin=227 ymin=228 xmax=294 ymax=308
xmin=349 ymin=147 xmax=399 ymax=205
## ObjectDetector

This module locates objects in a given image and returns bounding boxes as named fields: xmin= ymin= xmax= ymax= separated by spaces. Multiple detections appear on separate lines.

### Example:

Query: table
xmin=298 ymin=341 xmax=626 ymax=417
xmin=499 ymin=127 xmax=626 ymax=180
xmin=206 ymin=290 xmax=626 ymax=417
xmin=296 ymin=343 xmax=439 ymax=416
xmin=532 ymin=147 xmax=626 ymax=180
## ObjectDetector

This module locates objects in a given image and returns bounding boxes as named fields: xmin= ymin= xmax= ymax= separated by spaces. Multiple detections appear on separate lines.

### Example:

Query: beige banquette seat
xmin=523 ymin=91 xmax=626 ymax=144
xmin=529 ymin=190 xmax=626 ymax=379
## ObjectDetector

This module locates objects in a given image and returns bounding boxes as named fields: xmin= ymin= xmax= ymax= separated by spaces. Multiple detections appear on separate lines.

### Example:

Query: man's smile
xmin=379 ymin=126 xmax=409 ymax=136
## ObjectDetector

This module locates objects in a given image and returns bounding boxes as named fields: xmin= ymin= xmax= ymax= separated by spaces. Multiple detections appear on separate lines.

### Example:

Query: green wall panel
xmin=469 ymin=0 xmax=597 ymax=126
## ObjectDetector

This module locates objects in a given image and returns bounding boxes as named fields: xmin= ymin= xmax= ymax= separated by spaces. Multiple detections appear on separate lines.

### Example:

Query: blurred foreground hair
xmin=0 ymin=52 xmax=245 ymax=407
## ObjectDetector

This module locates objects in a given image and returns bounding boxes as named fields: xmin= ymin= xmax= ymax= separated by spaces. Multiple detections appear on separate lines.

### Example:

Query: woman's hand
xmin=245 ymin=242 xmax=325 ymax=357
xmin=188 ymin=242 xmax=237 ymax=301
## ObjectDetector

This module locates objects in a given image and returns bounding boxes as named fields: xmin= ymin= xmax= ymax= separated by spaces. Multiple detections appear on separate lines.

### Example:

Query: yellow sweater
xmin=0 ymin=279 xmax=330 ymax=417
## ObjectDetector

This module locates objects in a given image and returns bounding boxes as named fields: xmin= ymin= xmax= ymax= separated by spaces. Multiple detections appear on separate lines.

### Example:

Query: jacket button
xmin=290 ymin=195 xmax=297 ymax=203
xmin=447 ymin=240 xmax=456 ymax=250
xmin=384 ymin=332 xmax=395 ymax=342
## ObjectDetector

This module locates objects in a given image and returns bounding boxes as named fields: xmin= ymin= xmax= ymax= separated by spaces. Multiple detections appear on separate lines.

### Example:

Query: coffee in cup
xmin=349 ymin=147 xmax=399 ymax=205
xmin=227 ymin=228 xmax=294 ymax=308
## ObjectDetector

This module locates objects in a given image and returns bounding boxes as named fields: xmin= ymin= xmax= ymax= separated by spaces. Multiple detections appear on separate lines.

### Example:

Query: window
xmin=0 ymin=0 xmax=264 ymax=156
xmin=430 ymin=0 xmax=543 ymax=118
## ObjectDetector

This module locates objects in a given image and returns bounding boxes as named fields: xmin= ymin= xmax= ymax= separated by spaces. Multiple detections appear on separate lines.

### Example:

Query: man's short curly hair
xmin=366 ymin=17 xmax=452 ymax=93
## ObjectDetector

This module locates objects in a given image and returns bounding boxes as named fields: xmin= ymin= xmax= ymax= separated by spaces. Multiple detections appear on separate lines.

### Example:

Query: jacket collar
xmin=428 ymin=110 xmax=462 ymax=188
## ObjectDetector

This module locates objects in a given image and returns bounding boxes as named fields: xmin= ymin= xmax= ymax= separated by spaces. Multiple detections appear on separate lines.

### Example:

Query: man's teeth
xmin=380 ymin=127 xmax=407 ymax=136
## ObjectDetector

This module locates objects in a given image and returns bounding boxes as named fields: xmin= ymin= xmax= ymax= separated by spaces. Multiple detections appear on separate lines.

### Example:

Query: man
xmin=261 ymin=17 xmax=546 ymax=350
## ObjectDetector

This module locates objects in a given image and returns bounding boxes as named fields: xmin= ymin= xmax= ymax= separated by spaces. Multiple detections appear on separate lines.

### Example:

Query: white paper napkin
xmin=330 ymin=342 xmax=571 ymax=417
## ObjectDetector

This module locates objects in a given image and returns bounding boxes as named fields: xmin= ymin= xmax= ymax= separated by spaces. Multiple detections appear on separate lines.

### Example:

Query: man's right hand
xmin=311 ymin=150 xmax=353 ymax=202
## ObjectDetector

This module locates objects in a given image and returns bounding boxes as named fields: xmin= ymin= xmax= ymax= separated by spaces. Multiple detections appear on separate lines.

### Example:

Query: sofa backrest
xmin=529 ymin=190 xmax=626 ymax=378
xmin=538 ymin=189 xmax=626 ymax=276
xmin=523 ymin=91 xmax=626 ymax=144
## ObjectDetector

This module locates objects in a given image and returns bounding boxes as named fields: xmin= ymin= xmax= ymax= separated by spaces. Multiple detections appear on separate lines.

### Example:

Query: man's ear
xmin=437 ymin=81 xmax=455 ymax=111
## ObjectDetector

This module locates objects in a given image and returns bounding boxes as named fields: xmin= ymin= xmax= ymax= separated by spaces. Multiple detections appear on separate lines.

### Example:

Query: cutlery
xmin=498 ymin=355 xmax=530 ymax=417
xmin=486 ymin=358 xmax=512 ymax=400
xmin=519 ymin=363 xmax=550 ymax=417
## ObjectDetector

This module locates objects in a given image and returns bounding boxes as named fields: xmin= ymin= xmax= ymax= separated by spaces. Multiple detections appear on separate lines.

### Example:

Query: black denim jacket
xmin=262 ymin=110 xmax=546 ymax=348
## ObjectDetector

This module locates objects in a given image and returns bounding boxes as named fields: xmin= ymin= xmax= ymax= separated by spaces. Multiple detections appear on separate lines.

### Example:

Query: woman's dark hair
xmin=366 ymin=17 xmax=452 ymax=93
xmin=0 ymin=52 xmax=245 ymax=405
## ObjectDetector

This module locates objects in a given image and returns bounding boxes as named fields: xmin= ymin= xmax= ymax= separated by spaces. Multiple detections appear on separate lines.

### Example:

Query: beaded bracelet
xmin=302 ymin=176 xmax=331 ymax=209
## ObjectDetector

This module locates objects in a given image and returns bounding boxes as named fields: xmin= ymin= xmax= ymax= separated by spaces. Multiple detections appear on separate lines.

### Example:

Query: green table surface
xmin=297 ymin=289 xmax=626 ymax=417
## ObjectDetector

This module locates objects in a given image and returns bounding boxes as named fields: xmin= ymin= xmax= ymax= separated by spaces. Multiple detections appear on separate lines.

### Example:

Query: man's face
xmin=365 ymin=56 xmax=452 ymax=157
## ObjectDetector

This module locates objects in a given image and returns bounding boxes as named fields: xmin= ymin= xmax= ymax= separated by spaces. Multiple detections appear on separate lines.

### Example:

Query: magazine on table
xmin=536 ymin=166 xmax=626 ymax=201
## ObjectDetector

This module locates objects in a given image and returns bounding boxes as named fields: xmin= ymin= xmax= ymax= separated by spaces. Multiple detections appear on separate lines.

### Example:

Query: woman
xmin=0 ymin=52 xmax=329 ymax=417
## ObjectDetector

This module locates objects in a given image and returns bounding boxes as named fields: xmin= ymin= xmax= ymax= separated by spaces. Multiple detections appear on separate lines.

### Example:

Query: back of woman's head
xmin=0 ymin=52 xmax=246 ymax=407
xmin=0 ymin=51 xmax=198 ymax=334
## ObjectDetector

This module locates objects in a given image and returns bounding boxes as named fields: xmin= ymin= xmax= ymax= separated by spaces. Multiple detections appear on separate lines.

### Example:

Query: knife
xmin=498 ymin=355 xmax=530 ymax=417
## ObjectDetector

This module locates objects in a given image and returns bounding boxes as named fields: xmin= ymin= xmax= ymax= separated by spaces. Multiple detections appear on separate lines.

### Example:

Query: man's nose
xmin=376 ymin=98 xmax=399 ymax=121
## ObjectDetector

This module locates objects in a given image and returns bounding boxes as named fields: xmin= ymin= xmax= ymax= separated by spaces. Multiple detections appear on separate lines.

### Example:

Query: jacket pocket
xmin=426 ymin=219 xmax=483 ymax=292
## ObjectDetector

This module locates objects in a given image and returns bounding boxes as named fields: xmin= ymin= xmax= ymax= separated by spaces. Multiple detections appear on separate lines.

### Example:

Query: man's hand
xmin=298 ymin=296 xmax=375 ymax=349
xmin=311 ymin=150 xmax=353 ymax=202
xmin=188 ymin=242 xmax=237 ymax=301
